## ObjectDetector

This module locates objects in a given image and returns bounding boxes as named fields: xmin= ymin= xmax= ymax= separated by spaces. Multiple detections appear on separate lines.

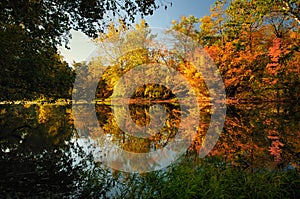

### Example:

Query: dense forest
xmin=1 ymin=0 xmax=299 ymax=102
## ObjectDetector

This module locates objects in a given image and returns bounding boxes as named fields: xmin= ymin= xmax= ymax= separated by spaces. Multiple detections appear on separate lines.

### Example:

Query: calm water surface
xmin=0 ymin=102 xmax=299 ymax=197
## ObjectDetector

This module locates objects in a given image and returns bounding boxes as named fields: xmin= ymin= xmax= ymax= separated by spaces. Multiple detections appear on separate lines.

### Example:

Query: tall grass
xmin=116 ymin=156 xmax=300 ymax=199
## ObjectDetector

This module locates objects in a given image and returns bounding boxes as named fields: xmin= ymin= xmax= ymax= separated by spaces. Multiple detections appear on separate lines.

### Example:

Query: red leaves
xmin=268 ymin=38 xmax=282 ymax=62
xmin=266 ymin=38 xmax=282 ymax=76
xmin=268 ymin=135 xmax=285 ymax=163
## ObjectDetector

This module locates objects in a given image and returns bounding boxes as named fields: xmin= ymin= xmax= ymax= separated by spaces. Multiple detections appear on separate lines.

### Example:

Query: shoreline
xmin=0 ymin=97 xmax=299 ymax=106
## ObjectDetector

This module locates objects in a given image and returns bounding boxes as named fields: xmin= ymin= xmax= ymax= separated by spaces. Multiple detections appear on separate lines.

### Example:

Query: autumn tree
xmin=83 ymin=19 xmax=210 ymax=101
xmin=171 ymin=0 xmax=299 ymax=100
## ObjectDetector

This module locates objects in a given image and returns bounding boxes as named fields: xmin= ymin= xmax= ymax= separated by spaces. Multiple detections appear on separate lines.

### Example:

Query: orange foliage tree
xmin=171 ymin=0 xmax=300 ymax=101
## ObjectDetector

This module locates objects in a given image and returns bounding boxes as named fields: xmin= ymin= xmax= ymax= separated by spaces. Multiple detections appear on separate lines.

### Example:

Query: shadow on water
xmin=0 ymin=102 xmax=299 ymax=197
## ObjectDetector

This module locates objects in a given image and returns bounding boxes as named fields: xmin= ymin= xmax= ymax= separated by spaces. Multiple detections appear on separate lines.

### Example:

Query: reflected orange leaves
xmin=72 ymin=102 xmax=300 ymax=171
xmin=189 ymin=104 xmax=300 ymax=170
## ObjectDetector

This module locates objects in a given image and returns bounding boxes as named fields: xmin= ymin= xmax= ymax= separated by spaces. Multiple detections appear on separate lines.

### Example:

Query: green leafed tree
xmin=0 ymin=0 xmax=169 ymax=46
xmin=0 ymin=25 xmax=75 ymax=101
xmin=0 ymin=0 xmax=169 ymax=101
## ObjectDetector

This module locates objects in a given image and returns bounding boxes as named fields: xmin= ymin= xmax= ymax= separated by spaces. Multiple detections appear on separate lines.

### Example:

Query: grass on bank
xmin=77 ymin=157 xmax=300 ymax=199
xmin=113 ymin=156 xmax=300 ymax=199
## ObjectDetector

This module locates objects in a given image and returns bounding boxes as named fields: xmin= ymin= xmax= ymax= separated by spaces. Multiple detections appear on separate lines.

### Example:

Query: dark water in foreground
xmin=0 ymin=102 xmax=299 ymax=197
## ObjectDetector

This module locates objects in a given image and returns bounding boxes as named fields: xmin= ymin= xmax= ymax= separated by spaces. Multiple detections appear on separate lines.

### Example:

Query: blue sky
xmin=59 ymin=0 xmax=215 ymax=65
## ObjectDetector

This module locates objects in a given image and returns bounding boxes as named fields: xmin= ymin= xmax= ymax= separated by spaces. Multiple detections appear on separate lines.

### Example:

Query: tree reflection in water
xmin=0 ymin=102 xmax=299 ymax=197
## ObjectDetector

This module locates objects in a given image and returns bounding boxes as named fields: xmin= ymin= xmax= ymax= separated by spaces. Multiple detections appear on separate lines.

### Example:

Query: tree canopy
xmin=172 ymin=0 xmax=300 ymax=101
xmin=72 ymin=20 xmax=210 ymax=102
xmin=0 ymin=0 xmax=168 ymax=101
xmin=0 ymin=0 xmax=167 ymax=47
